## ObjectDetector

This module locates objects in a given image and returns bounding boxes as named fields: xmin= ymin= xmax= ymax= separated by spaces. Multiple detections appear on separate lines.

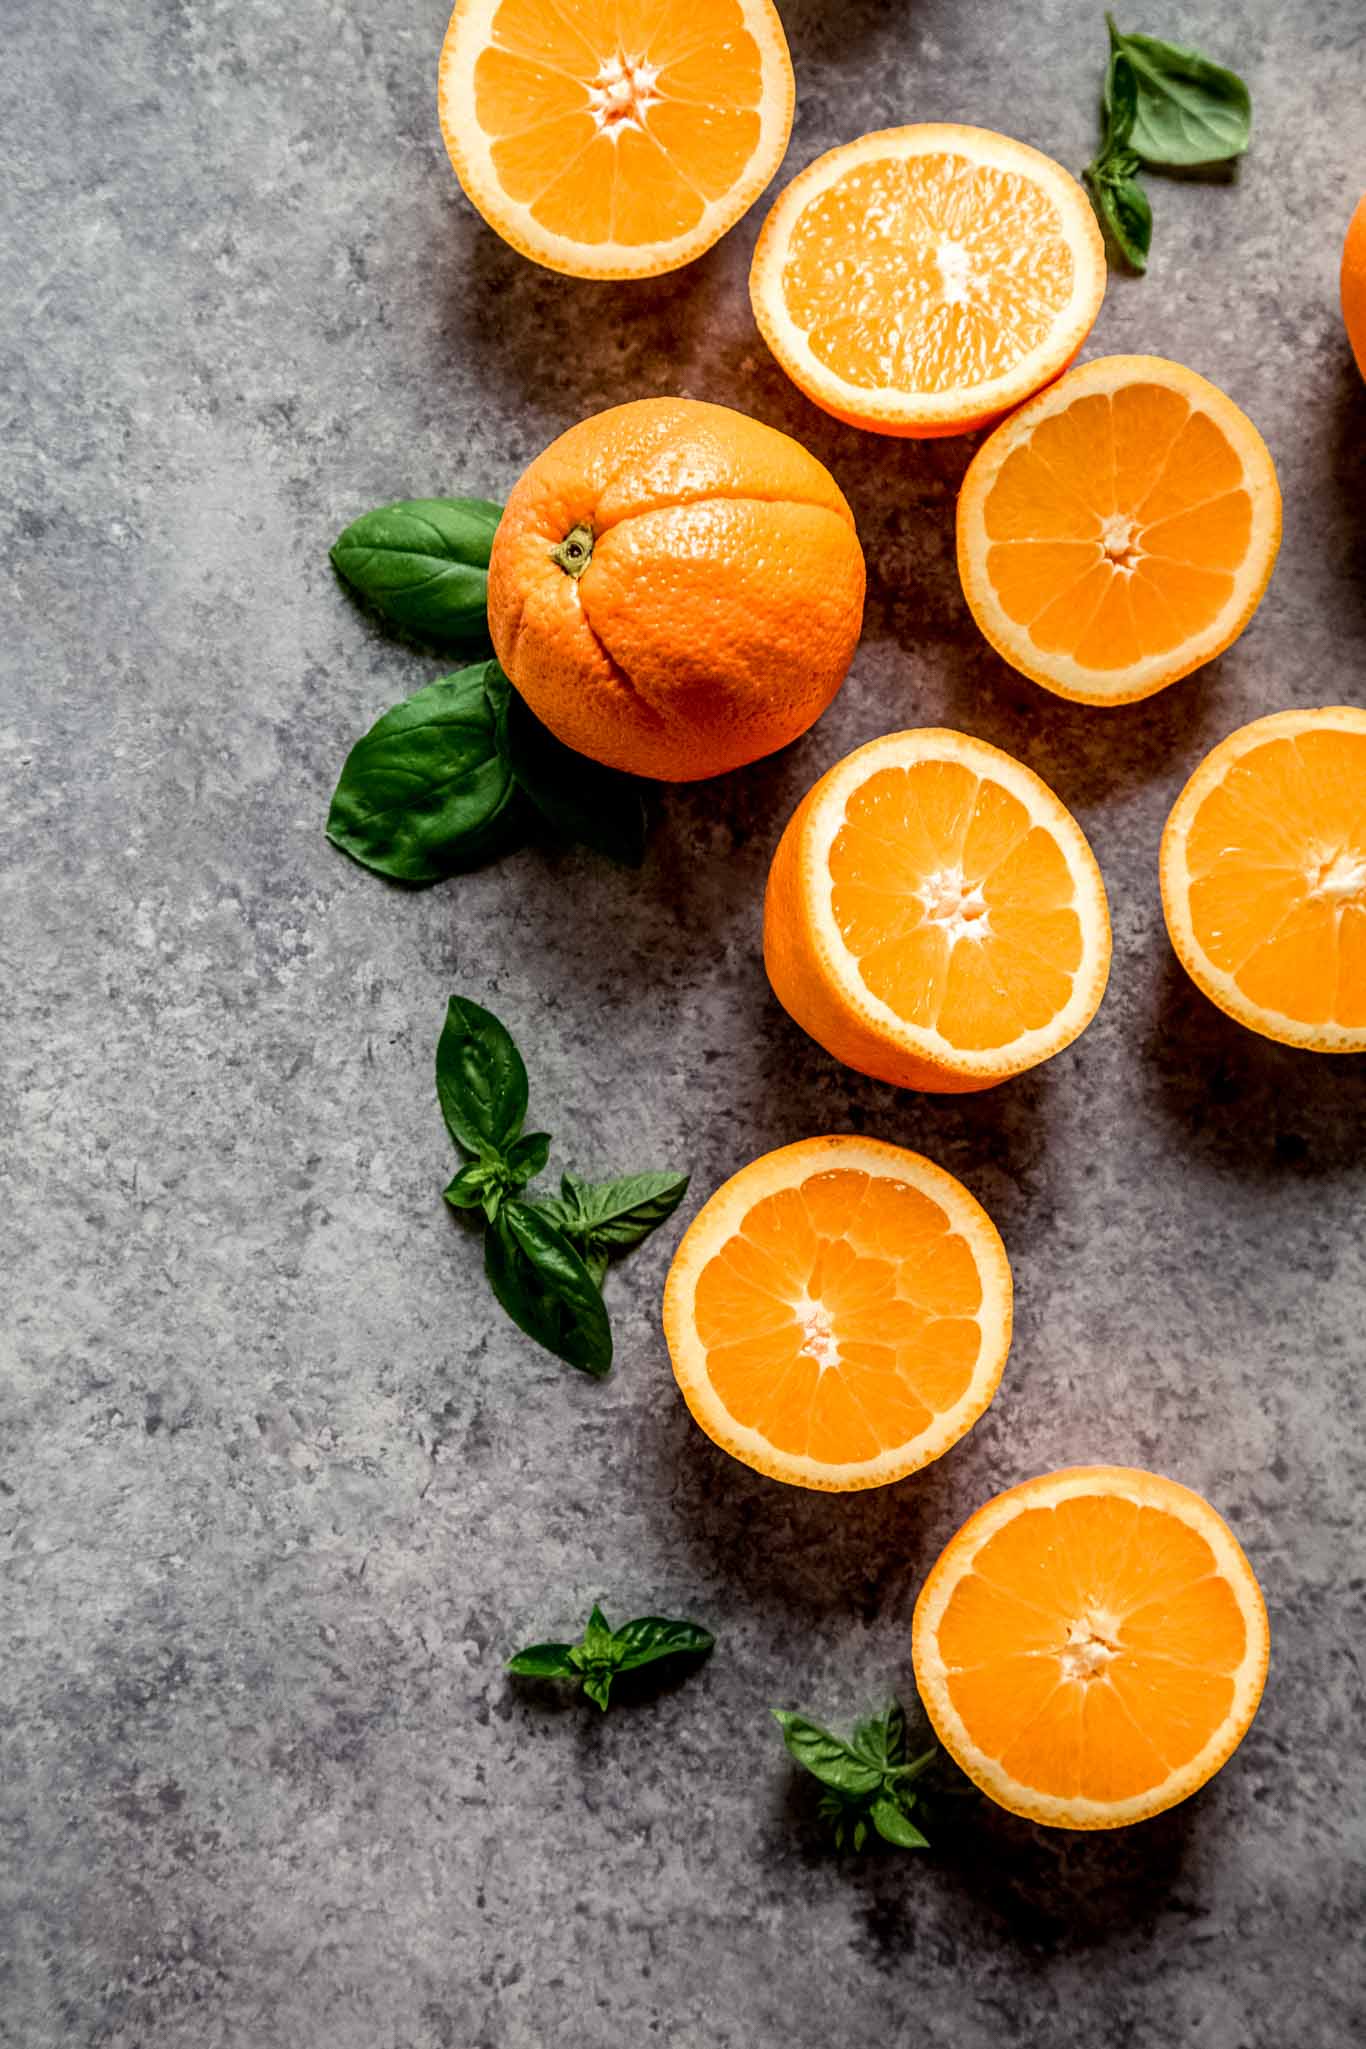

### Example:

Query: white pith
xmin=750 ymin=124 xmax=1105 ymax=428
xmin=958 ymin=355 xmax=1283 ymax=704
xmin=662 ymin=1137 xmax=1013 ymax=1491
xmin=1162 ymin=705 xmax=1366 ymax=1052
xmin=439 ymin=0 xmax=795 ymax=279
xmin=803 ymin=729 xmax=1110 ymax=1080
xmin=913 ymin=1466 xmax=1271 ymax=1830
xmin=919 ymin=865 xmax=992 ymax=943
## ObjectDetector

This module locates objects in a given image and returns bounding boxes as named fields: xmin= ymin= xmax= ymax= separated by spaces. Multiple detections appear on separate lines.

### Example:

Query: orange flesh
xmin=939 ymin=1495 xmax=1247 ymax=1801
xmin=980 ymin=382 xmax=1252 ymax=670
xmin=780 ymin=153 xmax=1075 ymax=393
xmin=474 ymin=0 xmax=764 ymax=245
xmin=1185 ymin=730 xmax=1366 ymax=1029
xmin=693 ymin=1169 xmax=985 ymax=1463
xmin=829 ymin=763 xmax=1083 ymax=1051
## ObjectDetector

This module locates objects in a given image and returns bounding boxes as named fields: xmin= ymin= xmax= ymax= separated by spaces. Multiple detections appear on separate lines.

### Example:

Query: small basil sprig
xmin=328 ymin=662 xmax=649 ymax=884
xmin=330 ymin=496 xmax=501 ymax=641
xmin=1084 ymin=16 xmax=1251 ymax=274
xmin=773 ymin=1701 xmax=936 ymax=1851
xmin=437 ymin=996 xmax=688 ymax=1376
xmin=508 ymin=1604 xmax=715 ymax=1711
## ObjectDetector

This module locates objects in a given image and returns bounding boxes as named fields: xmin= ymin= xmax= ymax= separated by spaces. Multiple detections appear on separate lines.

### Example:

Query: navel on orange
xmin=749 ymin=125 xmax=1105 ymax=437
xmin=438 ymin=0 xmax=794 ymax=279
xmin=913 ymin=1466 xmax=1270 ymax=1830
xmin=957 ymin=355 xmax=1282 ymax=704
xmin=487 ymin=397 xmax=866 ymax=781
xmin=1160 ymin=706 xmax=1366 ymax=1051
xmin=764 ymin=729 xmax=1111 ymax=1092
xmin=663 ymin=1137 xmax=1012 ymax=1491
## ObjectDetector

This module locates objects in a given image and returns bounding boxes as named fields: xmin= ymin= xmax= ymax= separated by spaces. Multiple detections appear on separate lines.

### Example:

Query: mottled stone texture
xmin=3 ymin=0 xmax=1365 ymax=2042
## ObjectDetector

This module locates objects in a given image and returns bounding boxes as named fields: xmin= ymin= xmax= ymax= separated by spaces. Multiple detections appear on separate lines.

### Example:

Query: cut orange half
xmin=1160 ymin=706 xmax=1366 ymax=1051
xmin=764 ymin=729 xmax=1112 ymax=1093
xmin=913 ymin=1466 xmax=1270 ymax=1830
xmin=438 ymin=0 xmax=795 ymax=279
xmin=957 ymin=355 xmax=1282 ymax=704
xmin=749 ymin=125 xmax=1106 ymax=437
xmin=662 ymin=1137 xmax=1012 ymax=1491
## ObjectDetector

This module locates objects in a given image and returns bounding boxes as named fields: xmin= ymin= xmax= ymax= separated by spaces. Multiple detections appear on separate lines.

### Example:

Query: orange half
xmin=957 ymin=355 xmax=1282 ymax=704
xmin=1161 ymin=706 xmax=1366 ymax=1051
xmin=913 ymin=1466 xmax=1270 ymax=1830
xmin=439 ymin=0 xmax=794 ymax=279
xmin=764 ymin=729 xmax=1112 ymax=1092
xmin=750 ymin=125 xmax=1106 ymax=437
xmin=662 ymin=1137 xmax=1012 ymax=1491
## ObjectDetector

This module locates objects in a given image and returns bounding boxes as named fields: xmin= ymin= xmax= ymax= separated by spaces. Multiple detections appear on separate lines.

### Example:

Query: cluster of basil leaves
xmin=773 ymin=1701 xmax=939 ymax=1849
xmin=1084 ymin=16 xmax=1252 ymax=273
xmin=508 ymin=1604 xmax=715 ymax=1711
xmin=437 ymin=994 xmax=688 ymax=1377
xmin=326 ymin=497 xmax=648 ymax=880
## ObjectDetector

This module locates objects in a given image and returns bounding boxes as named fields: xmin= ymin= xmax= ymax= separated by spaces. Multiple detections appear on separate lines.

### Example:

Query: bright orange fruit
xmin=1342 ymin=196 xmax=1366 ymax=381
xmin=438 ymin=0 xmax=794 ymax=279
xmin=764 ymin=729 xmax=1111 ymax=1092
xmin=749 ymin=125 xmax=1106 ymax=437
xmin=486 ymin=398 xmax=866 ymax=781
xmin=957 ymin=355 xmax=1282 ymax=704
xmin=913 ymin=1466 xmax=1270 ymax=1830
xmin=662 ymin=1137 xmax=1012 ymax=1491
xmin=1160 ymin=706 xmax=1366 ymax=1051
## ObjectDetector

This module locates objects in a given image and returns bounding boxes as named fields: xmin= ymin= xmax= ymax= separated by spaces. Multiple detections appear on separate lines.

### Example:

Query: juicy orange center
xmin=1184 ymin=728 xmax=1366 ymax=1028
xmin=937 ymin=1494 xmax=1248 ymax=1803
xmin=474 ymin=0 xmax=764 ymax=245
xmin=828 ymin=761 xmax=1083 ymax=1051
xmin=693 ymin=1168 xmax=986 ymax=1465
xmin=981 ymin=382 xmax=1252 ymax=671
xmin=780 ymin=152 xmax=1075 ymax=394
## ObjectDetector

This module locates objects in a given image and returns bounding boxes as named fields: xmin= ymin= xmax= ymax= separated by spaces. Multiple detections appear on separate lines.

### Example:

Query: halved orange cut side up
xmin=749 ymin=125 xmax=1106 ymax=437
xmin=913 ymin=1467 xmax=1270 ymax=1830
xmin=957 ymin=355 xmax=1282 ymax=704
xmin=438 ymin=0 xmax=794 ymax=278
xmin=764 ymin=729 xmax=1112 ymax=1093
xmin=662 ymin=1137 xmax=1012 ymax=1491
xmin=1161 ymin=707 xmax=1366 ymax=1051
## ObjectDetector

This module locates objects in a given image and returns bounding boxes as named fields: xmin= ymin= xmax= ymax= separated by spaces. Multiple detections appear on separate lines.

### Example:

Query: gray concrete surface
xmin=4 ymin=0 xmax=1366 ymax=2043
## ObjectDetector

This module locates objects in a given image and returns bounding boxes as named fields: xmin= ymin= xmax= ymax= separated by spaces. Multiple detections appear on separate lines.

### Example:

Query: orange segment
xmin=958 ymin=356 xmax=1282 ymax=704
xmin=1160 ymin=707 xmax=1366 ymax=1051
xmin=439 ymin=0 xmax=794 ymax=279
xmin=764 ymin=729 xmax=1111 ymax=1093
xmin=913 ymin=1467 xmax=1270 ymax=1829
xmin=662 ymin=1138 xmax=1012 ymax=1491
xmin=749 ymin=125 xmax=1105 ymax=437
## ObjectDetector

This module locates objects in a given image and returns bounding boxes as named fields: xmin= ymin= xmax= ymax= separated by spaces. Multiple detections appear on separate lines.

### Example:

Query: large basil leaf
xmin=484 ymin=1199 xmax=612 ymax=1377
xmin=506 ymin=1642 xmax=578 ymax=1678
xmin=497 ymin=676 xmax=649 ymax=866
xmin=1105 ymin=16 xmax=1251 ymax=165
xmin=610 ymin=1617 xmax=714 ymax=1672
xmin=869 ymin=1797 xmax=929 ymax=1850
xmin=326 ymin=663 xmax=522 ymax=883
xmin=538 ymin=1171 xmax=690 ymax=1263
xmin=436 ymin=996 xmax=528 ymax=1157
xmin=330 ymin=497 xmax=502 ymax=639
xmin=771 ymin=1711 xmax=882 ymax=1797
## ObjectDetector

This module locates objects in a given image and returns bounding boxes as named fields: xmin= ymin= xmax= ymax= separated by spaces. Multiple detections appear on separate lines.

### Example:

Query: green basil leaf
xmin=1087 ymin=164 xmax=1152 ymax=273
xmin=870 ymin=1796 xmax=930 ymax=1849
xmin=1104 ymin=44 xmax=1138 ymax=154
xmin=581 ymin=1605 xmax=615 ymax=1663
xmin=610 ymin=1617 xmax=715 ymax=1672
xmin=497 ymin=677 xmax=649 ymax=866
xmin=436 ymin=995 xmax=528 ymax=1157
xmin=506 ymin=1642 xmax=578 ymax=1678
xmin=584 ymin=1247 xmax=609 ymax=1292
xmin=851 ymin=1818 xmax=868 ymax=1852
xmin=561 ymin=1171 xmax=691 ymax=1253
xmin=851 ymin=1704 xmax=902 ymax=1771
xmin=484 ymin=1199 xmax=613 ymax=1376
xmin=582 ymin=1670 xmax=613 ymax=1712
xmin=771 ymin=1711 xmax=882 ymax=1797
xmin=1106 ymin=16 xmax=1251 ymax=165
xmin=330 ymin=497 xmax=502 ymax=640
xmin=505 ymin=1131 xmax=551 ymax=1187
xmin=443 ymin=1162 xmax=491 ymax=1210
xmin=326 ymin=664 xmax=523 ymax=884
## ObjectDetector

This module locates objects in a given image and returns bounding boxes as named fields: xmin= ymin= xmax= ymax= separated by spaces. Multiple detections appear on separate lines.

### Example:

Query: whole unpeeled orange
xmin=487 ymin=398 xmax=866 ymax=781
